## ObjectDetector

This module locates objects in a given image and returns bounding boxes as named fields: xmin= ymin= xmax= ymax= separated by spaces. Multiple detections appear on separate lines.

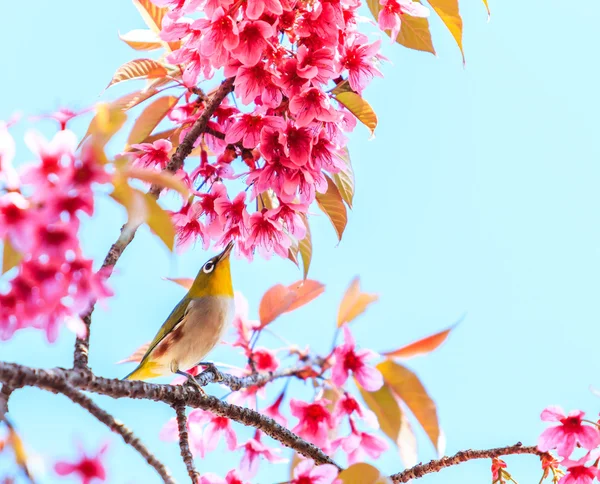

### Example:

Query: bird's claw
xmin=198 ymin=362 xmax=224 ymax=383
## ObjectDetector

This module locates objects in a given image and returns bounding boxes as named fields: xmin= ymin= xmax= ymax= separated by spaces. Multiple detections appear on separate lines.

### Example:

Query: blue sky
xmin=2 ymin=0 xmax=600 ymax=482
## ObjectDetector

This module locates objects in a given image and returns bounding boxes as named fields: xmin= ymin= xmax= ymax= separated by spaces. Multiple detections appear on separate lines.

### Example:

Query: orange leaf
xmin=107 ymin=59 xmax=167 ymax=89
xmin=337 ymin=276 xmax=378 ymax=327
xmin=285 ymin=280 xmax=325 ymax=312
xmin=163 ymin=277 xmax=194 ymax=290
xmin=339 ymin=463 xmax=390 ymax=484
xmin=382 ymin=318 xmax=461 ymax=359
xmin=358 ymin=382 xmax=402 ymax=443
xmin=122 ymin=167 xmax=190 ymax=198
xmin=396 ymin=13 xmax=436 ymax=54
xmin=258 ymin=284 xmax=296 ymax=328
xmin=117 ymin=342 xmax=151 ymax=364
xmin=315 ymin=175 xmax=347 ymax=241
xmin=379 ymin=360 xmax=441 ymax=452
xmin=118 ymin=29 xmax=163 ymax=51
xmin=428 ymin=0 xmax=464 ymax=62
xmin=132 ymin=0 xmax=180 ymax=51
xmin=127 ymin=96 xmax=179 ymax=146
xmin=2 ymin=238 xmax=21 ymax=274
xmin=111 ymin=87 xmax=162 ymax=112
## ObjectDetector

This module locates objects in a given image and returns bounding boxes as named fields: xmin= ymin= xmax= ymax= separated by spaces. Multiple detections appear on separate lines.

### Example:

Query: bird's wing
xmin=138 ymin=297 xmax=190 ymax=364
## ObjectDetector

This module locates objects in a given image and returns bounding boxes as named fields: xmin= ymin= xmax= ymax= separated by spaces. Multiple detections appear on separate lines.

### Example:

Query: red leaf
xmin=258 ymin=284 xmax=296 ymax=328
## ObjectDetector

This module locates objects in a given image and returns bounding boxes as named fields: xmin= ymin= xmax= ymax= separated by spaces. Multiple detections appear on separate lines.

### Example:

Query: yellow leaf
xmin=107 ymin=59 xmax=168 ymax=89
xmin=298 ymin=213 xmax=312 ymax=279
xmin=379 ymin=360 xmax=441 ymax=452
xmin=2 ymin=238 xmax=21 ymax=274
xmin=289 ymin=453 xmax=304 ymax=481
xmin=257 ymin=189 xmax=278 ymax=211
xmin=163 ymin=277 xmax=194 ymax=290
xmin=322 ymin=387 xmax=341 ymax=440
xmin=315 ymin=175 xmax=347 ymax=242
xmin=397 ymin=409 xmax=418 ymax=468
xmin=118 ymin=29 xmax=163 ymax=51
xmin=116 ymin=342 xmax=151 ymax=364
xmin=358 ymin=382 xmax=402 ymax=443
xmin=337 ymin=276 xmax=379 ymax=327
xmin=121 ymin=168 xmax=189 ymax=198
xmin=483 ymin=0 xmax=490 ymax=17
xmin=144 ymin=192 xmax=175 ymax=251
xmin=397 ymin=14 xmax=436 ymax=54
xmin=132 ymin=0 xmax=180 ymax=51
xmin=111 ymin=87 xmax=162 ymax=112
xmin=287 ymin=238 xmax=300 ymax=268
xmin=335 ymin=91 xmax=377 ymax=135
xmin=82 ymin=103 xmax=127 ymax=148
xmin=332 ymin=148 xmax=354 ymax=208
xmin=127 ymin=95 xmax=179 ymax=146
xmin=427 ymin=0 xmax=464 ymax=62
xmin=339 ymin=463 xmax=390 ymax=484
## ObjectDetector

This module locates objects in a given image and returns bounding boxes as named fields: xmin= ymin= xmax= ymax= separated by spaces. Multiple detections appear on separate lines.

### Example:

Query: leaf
xmin=2 ymin=239 xmax=21 ymax=274
xmin=126 ymin=128 xmax=180 ymax=151
xmin=287 ymin=239 xmax=300 ymax=268
xmin=132 ymin=0 xmax=180 ymax=51
xmin=83 ymin=103 xmax=128 ymax=148
xmin=117 ymin=342 xmax=151 ymax=364
xmin=258 ymin=284 xmax=297 ymax=328
xmin=379 ymin=360 xmax=441 ymax=452
xmin=285 ymin=280 xmax=325 ymax=312
xmin=358 ymin=382 xmax=402 ymax=443
xmin=127 ymin=96 xmax=179 ymax=146
xmin=397 ymin=14 xmax=436 ymax=54
xmin=111 ymin=178 xmax=175 ymax=250
xmin=257 ymin=189 xmax=278 ymax=211
xmin=119 ymin=29 xmax=163 ymax=51
xmin=397 ymin=409 xmax=418 ymax=467
xmin=315 ymin=175 xmax=347 ymax=241
xmin=382 ymin=317 xmax=462 ymax=359
xmin=334 ymin=91 xmax=377 ymax=134
xmin=163 ymin=277 xmax=194 ymax=290
xmin=339 ymin=463 xmax=390 ymax=484
xmin=107 ymin=59 xmax=167 ymax=89
xmin=289 ymin=453 xmax=303 ymax=481
xmin=122 ymin=167 xmax=190 ymax=198
xmin=111 ymin=87 xmax=162 ymax=112
xmin=332 ymin=148 xmax=355 ymax=208
xmin=427 ymin=0 xmax=464 ymax=62
xmin=337 ymin=276 xmax=379 ymax=327
xmin=298 ymin=213 xmax=312 ymax=279
xmin=482 ymin=0 xmax=490 ymax=17
xmin=144 ymin=192 xmax=176 ymax=251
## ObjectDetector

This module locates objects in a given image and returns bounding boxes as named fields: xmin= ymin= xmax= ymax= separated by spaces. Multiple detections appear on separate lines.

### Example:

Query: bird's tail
xmin=122 ymin=361 xmax=162 ymax=381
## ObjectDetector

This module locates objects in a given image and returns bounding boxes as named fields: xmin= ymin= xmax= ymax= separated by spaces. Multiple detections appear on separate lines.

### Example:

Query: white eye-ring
xmin=203 ymin=261 xmax=215 ymax=273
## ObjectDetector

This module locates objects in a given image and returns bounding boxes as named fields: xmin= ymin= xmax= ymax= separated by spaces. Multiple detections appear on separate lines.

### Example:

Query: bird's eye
xmin=202 ymin=261 xmax=215 ymax=273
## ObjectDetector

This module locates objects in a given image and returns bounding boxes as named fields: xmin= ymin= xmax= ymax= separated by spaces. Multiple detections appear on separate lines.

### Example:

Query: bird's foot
xmin=177 ymin=371 xmax=206 ymax=396
xmin=198 ymin=361 xmax=224 ymax=383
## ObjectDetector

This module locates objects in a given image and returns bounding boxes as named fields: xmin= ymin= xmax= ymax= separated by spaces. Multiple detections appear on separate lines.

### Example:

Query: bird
xmin=123 ymin=241 xmax=235 ymax=390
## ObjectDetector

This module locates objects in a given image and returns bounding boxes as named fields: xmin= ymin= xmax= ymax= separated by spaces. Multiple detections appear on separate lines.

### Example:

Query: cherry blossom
xmin=290 ymin=459 xmax=340 ymax=484
xmin=538 ymin=406 xmax=600 ymax=457
xmin=332 ymin=422 xmax=388 ymax=464
xmin=238 ymin=431 xmax=287 ymax=479
xmin=557 ymin=452 xmax=600 ymax=484
xmin=290 ymin=398 xmax=334 ymax=450
xmin=54 ymin=442 xmax=108 ymax=484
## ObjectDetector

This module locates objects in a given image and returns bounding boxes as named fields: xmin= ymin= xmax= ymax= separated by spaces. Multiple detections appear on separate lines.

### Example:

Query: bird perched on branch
xmin=123 ymin=241 xmax=235 ymax=389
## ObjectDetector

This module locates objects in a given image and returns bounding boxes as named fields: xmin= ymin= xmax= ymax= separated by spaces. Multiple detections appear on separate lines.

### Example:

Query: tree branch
xmin=0 ymin=361 xmax=340 ymax=469
xmin=390 ymin=443 xmax=547 ymax=483
xmin=25 ymin=377 xmax=174 ymax=483
xmin=73 ymin=76 xmax=236 ymax=371
xmin=174 ymin=402 xmax=199 ymax=483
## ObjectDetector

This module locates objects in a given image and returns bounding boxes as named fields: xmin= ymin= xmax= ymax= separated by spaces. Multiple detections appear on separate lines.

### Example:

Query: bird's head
xmin=189 ymin=241 xmax=234 ymax=298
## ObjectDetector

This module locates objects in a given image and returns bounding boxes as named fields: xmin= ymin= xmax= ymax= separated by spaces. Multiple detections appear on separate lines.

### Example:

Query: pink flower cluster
xmin=0 ymin=123 xmax=112 ymax=341
xmin=537 ymin=406 xmax=600 ymax=484
xmin=131 ymin=0 xmax=428 ymax=260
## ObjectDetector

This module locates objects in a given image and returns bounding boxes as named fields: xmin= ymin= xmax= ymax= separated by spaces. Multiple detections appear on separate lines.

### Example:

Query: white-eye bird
xmin=123 ymin=241 xmax=235 ymax=386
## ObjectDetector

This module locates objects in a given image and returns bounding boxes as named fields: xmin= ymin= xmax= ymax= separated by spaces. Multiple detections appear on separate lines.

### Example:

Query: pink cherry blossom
xmin=231 ymin=291 xmax=259 ymax=350
xmin=232 ymin=21 xmax=274 ymax=67
xmin=291 ymin=459 xmax=340 ymax=484
xmin=491 ymin=457 xmax=507 ymax=481
xmin=54 ymin=442 xmax=108 ymax=484
xmin=331 ymin=326 xmax=383 ymax=391
xmin=0 ymin=122 xmax=19 ymax=190
xmin=538 ymin=406 xmax=600 ymax=457
xmin=249 ymin=347 xmax=279 ymax=372
xmin=245 ymin=0 xmax=283 ymax=20
xmin=22 ymin=129 xmax=77 ymax=189
xmin=130 ymin=139 xmax=172 ymax=170
xmin=238 ymin=431 xmax=287 ymax=479
xmin=340 ymin=35 xmax=383 ymax=93
xmin=332 ymin=423 xmax=388 ymax=464
xmin=264 ymin=392 xmax=287 ymax=427
xmin=558 ymin=452 xmax=600 ymax=484
xmin=290 ymin=398 xmax=334 ymax=449
xmin=171 ymin=201 xmax=209 ymax=250
xmin=333 ymin=393 xmax=379 ymax=429
xmin=244 ymin=209 xmax=291 ymax=259
xmin=289 ymin=87 xmax=340 ymax=127
xmin=188 ymin=409 xmax=237 ymax=457
xmin=378 ymin=0 xmax=430 ymax=40
xmin=199 ymin=469 xmax=247 ymax=484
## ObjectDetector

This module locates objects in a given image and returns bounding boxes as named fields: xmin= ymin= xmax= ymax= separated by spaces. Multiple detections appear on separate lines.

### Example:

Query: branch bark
xmin=73 ymin=77 xmax=235 ymax=371
xmin=390 ymin=443 xmax=546 ymax=483
xmin=174 ymin=403 xmax=200 ymax=483
xmin=0 ymin=361 xmax=340 ymax=469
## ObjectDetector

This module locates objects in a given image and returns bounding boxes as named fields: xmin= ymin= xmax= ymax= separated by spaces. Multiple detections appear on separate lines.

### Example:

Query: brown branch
xmin=22 ymin=376 xmax=174 ymax=484
xmin=73 ymin=76 xmax=235 ymax=371
xmin=174 ymin=402 xmax=199 ymax=483
xmin=0 ymin=383 xmax=15 ymax=421
xmin=390 ymin=443 xmax=547 ymax=483
xmin=0 ymin=361 xmax=340 ymax=469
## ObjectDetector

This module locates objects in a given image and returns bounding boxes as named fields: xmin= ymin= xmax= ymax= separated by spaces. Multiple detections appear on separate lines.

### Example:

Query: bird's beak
xmin=218 ymin=240 xmax=235 ymax=262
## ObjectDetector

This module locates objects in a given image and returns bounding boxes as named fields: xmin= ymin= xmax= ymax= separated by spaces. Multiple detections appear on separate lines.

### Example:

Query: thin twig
xmin=0 ymin=361 xmax=340 ymax=469
xmin=174 ymin=402 xmax=199 ymax=483
xmin=390 ymin=443 xmax=547 ymax=483
xmin=34 ymin=378 xmax=174 ymax=484
xmin=73 ymin=77 xmax=235 ymax=371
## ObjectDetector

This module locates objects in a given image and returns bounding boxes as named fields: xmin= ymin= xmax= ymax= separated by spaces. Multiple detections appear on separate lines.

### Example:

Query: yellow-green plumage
xmin=124 ymin=242 xmax=235 ymax=381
